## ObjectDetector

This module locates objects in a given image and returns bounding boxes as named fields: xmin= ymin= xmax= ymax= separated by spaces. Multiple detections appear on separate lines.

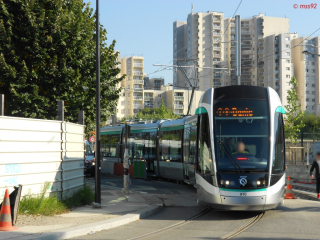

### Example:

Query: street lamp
xmin=302 ymin=50 xmax=320 ymax=57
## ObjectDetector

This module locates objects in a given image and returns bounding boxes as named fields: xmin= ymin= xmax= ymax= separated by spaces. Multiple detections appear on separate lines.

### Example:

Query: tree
xmin=284 ymin=76 xmax=305 ymax=143
xmin=136 ymin=100 xmax=179 ymax=120
xmin=0 ymin=0 xmax=124 ymax=135
xmin=296 ymin=111 xmax=320 ymax=139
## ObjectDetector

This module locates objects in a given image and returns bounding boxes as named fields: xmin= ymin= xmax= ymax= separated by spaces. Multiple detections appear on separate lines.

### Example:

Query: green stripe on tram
xmin=195 ymin=107 xmax=207 ymax=115
xmin=160 ymin=125 xmax=184 ymax=131
xmin=130 ymin=128 xmax=158 ymax=133
xmin=220 ymin=188 xmax=267 ymax=192
xmin=276 ymin=106 xmax=286 ymax=114
xmin=101 ymin=131 xmax=122 ymax=135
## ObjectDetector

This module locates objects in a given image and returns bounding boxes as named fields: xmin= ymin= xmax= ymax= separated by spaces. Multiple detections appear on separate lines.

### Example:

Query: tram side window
xmin=190 ymin=125 xmax=197 ymax=165
xmin=183 ymin=127 xmax=190 ymax=164
xmin=101 ymin=134 xmax=120 ymax=157
xmin=272 ymin=112 xmax=285 ymax=174
xmin=127 ymin=132 xmax=157 ymax=160
xmin=160 ymin=129 xmax=183 ymax=162
xmin=198 ymin=114 xmax=213 ymax=174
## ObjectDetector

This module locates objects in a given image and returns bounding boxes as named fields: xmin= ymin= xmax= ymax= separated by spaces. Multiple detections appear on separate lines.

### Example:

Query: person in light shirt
xmin=310 ymin=152 xmax=320 ymax=198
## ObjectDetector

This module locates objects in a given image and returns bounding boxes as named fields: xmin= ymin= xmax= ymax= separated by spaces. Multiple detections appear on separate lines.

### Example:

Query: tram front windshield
xmin=214 ymin=100 xmax=269 ymax=172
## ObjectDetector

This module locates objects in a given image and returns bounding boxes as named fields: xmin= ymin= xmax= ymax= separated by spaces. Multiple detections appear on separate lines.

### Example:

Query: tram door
xmin=183 ymin=128 xmax=190 ymax=181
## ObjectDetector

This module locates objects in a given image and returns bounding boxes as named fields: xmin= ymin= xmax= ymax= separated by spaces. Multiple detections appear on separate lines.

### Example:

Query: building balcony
xmin=258 ymin=50 xmax=264 ymax=54
xmin=241 ymin=37 xmax=252 ymax=41
xmin=134 ymin=72 xmax=143 ymax=75
xmin=133 ymin=88 xmax=143 ymax=92
xmin=134 ymin=80 xmax=144 ymax=84
xmin=213 ymin=54 xmax=221 ymax=58
xmin=213 ymin=81 xmax=222 ymax=86
xmin=259 ymin=72 xmax=264 ymax=76
xmin=242 ymin=71 xmax=251 ymax=75
xmin=241 ymin=44 xmax=252 ymax=48
xmin=241 ymin=31 xmax=250 ymax=35
xmin=213 ymin=46 xmax=221 ymax=50
xmin=213 ymin=18 xmax=221 ymax=22
xmin=213 ymin=32 xmax=221 ymax=36
xmin=241 ymin=24 xmax=250 ymax=28
xmin=133 ymin=104 xmax=143 ymax=109
xmin=144 ymin=97 xmax=153 ymax=101
xmin=174 ymin=110 xmax=183 ymax=115
xmin=133 ymin=63 xmax=143 ymax=68
xmin=214 ymin=75 xmax=222 ymax=79
xmin=174 ymin=105 xmax=184 ymax=109
xmin=133 ymin=96 xmax=143 ymax=100
xmin=174 ymin=96 xmax=184 ymax=100
xmin=276 ymin=78 xmax=280 ymax=81
xmin=213 ymin=25 xmax=221 ymax=29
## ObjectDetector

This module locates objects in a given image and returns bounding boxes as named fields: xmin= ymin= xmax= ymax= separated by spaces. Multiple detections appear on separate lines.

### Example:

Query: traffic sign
xmin=89 ymin=136 xmax=96 ymax=143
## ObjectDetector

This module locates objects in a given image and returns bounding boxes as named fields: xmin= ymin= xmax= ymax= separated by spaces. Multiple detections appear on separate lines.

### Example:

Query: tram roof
xmin=101 ymin=125 xmax=124 ymax=135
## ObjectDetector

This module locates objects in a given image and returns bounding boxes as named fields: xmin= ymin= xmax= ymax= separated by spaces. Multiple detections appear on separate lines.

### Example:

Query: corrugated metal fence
xmin=0 ymin=116 xmax=85 ymax=199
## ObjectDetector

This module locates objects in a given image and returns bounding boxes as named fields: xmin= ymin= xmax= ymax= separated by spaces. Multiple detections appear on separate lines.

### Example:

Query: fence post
xmin=58 ymin=101 xmax=64 ymax=121
xmin=307 ymin=142 xmax=310 ymax=165
xmin=0 ymin=94 xmax=4 ymax=116
xmin=289 ymin=148 xmax=291 ymax=165
xmin=78 ymin=110 xmax=85 ymax=125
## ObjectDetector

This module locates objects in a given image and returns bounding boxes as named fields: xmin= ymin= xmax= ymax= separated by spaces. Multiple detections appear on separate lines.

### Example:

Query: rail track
xmin=128 ymin=208 xmax=264 ymax=240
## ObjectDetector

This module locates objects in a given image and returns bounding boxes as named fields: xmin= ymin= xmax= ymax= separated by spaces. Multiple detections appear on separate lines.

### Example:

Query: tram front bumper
xmin=219 ymin=195 xmax=266 ymax=211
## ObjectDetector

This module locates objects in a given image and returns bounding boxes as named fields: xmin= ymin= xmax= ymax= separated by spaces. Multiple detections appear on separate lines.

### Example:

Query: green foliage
xmin=297 ymin=111 xmax=320 ymax=133
xmin=136 ymin=100 xmax=179 ymax=120
xmin=19 ymin=182 xmax=67 ymax=216
xmin=0 ymin=0 xmax=124 ymax=135
xmin=19 ymin=183 xmax=95 ymax=216
xmin=284 ymin=76 xmax=305 ymax=143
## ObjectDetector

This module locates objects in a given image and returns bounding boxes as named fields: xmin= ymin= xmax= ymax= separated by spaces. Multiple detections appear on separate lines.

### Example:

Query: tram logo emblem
xmin=239 ymin=177 xmax=247 ymax=186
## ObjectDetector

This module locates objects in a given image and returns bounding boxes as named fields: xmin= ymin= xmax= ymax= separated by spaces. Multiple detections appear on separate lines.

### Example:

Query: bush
xmin=19 ymin=183 xmax=94 ymax=216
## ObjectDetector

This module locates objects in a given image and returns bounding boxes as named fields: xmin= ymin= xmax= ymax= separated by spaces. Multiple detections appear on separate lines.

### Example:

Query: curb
xmin=11 ymin=204 xmax=163 ymax=240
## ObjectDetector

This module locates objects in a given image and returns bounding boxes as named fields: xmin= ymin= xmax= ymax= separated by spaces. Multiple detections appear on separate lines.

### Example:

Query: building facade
xmin=292 ymin=36 xmax=320 ymax=115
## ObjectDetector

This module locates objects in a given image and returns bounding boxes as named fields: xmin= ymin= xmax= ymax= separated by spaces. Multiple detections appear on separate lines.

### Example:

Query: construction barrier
xmin=133 ymin=160 xmax=147 ymax=179
xmin=284 ymin=176 xmax=297 ymax=199
xmin=0 ymin=189 xmax=18 ymax=231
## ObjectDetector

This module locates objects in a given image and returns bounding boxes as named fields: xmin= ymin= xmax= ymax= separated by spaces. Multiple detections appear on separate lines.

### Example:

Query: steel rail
xmin=220 ymin=212 xmax=265 ymax=239
xmin=128 ymin=208 xmax=211 ymax=240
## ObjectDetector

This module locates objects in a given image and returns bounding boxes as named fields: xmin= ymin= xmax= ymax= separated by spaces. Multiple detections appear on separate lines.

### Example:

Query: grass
xmin=19 ymin=183 xmax=95 ymax=216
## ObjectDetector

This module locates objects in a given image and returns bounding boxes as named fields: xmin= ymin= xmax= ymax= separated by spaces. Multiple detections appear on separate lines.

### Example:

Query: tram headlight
xmin=257 ymin=180 xmax=261 ymax=186
xmin=220 ymin=180 xmax=224 ymax=185
xmin=225 ymin=180 xmax=230 ymax=185
xmin=262 ymin=180 xmax=266 ymax=185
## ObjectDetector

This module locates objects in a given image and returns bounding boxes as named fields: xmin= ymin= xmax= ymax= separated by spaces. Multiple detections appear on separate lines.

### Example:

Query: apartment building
xmin=175 ymin=12 xmax=291 ymax=91
xmin=173 ymin=21 xmax=188 ymax=88
xmin=292 ymin=37 xmax=320 ymax=115
xmin=255 ymin=33 xmax=298 ymax=107
xmin=144 ymin=77 xmax=165 ymax=90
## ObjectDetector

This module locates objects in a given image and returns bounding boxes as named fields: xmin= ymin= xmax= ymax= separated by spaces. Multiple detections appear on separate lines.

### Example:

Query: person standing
xmin=310 ymin=152 xmax=320 ymax=199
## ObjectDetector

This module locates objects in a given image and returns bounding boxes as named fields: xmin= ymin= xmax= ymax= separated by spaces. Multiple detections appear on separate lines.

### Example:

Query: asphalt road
xmin=78 ymin=175 xmax=320 ymax=240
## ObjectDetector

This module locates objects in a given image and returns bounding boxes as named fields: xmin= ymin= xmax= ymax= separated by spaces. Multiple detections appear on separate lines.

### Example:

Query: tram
xmin=100 ymin=86 xmax=286 ymax=211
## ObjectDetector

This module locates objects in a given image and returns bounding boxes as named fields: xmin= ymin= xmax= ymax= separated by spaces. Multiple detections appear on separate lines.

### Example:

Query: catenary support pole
xmin=95 ymin=0 xmax=101 ymax=204
xmin=123 ymin=124 xmax=130 ymax=194
xmin=78 ymin=110 xmax=85 ymax=125
xmin=235 ymin=15 xmax=241 ymax=85
xmin=0 ymin=94 xmax=4 ymax=116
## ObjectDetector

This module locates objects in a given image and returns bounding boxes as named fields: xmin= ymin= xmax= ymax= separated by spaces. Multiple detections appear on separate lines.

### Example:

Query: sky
xmin=83 ymin=0 xmax=320 ymax=85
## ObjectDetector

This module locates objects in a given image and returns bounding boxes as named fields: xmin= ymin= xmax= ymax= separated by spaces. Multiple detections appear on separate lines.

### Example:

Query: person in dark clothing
xmin=310 ymin=152 xmax=320 ymax=198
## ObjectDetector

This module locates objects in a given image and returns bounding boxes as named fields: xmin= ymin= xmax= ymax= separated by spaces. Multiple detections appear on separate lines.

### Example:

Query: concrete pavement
xmin=1 ymin=182 xmax=163 ymax=240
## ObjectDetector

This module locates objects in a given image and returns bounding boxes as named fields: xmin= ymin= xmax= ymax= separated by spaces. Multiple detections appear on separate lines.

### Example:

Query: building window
xmin=306 ymin=91 xmax=310 ymax=94
xmin=286 ymin=67 xmax=290 ymax=71
xmin=312 ymin=91 xmax=316 ymax=95
xmin=121 ymin=109 xmax=125 ymax=113
xmin=286 ymin=60 xmax=290 ymax=63
xmin=312 ymin=99 xmax=316 ymax=102
xmin=286 ymin=44 xmax=290 ymax=48
xmin=306 ymin=106 xmax=310 ymax=110
xmin=306 ymin=69 xmax=309 ymax=72
xmin=121 ymin=101 xmax=125 ymax=105
xmin=285 ymin=37 xmax=290 ymax=41
xmin=285 ymin=52 xmax=290 ymax=56
xmin=306 ymin=98 xmax=309 ymax=102
xmin=306 ymin=84 xmax=309 ymax=87
xmin=312 ymin=84 xmax=316 ymax=87
xmin=312 ymin=106 xmax=316 ymax=110
xmin=312 ymin=62 xmax=315 ymax=65
xmin=286 ymin=82 xmax=290 ymax=86
xmin=305 ymin=62 xmax=309 ymax=65
xmin=312 ymin=69 xmax=315 ymax=73
xmin=286 ymin=75 xmax=290 ymax=78
xmin=122 ymin=93 xmax=125 ymax=96
xmin=312 ymin=76 xmax=315 ymax=80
